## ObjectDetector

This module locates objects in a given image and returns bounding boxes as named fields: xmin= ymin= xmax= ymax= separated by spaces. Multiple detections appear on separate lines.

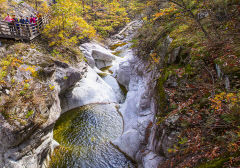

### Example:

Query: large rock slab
xmin=112 ymin=56 xmax=155 ymax=162
xmin=95 ymin=60 xmax=113 ymax=69
xmin=80 ymin=42 xmax=116 ymax=69
xmin=117 ymin=61 xmax=131 ymax=90
xmin=103 ymin=75 xmax=125 ymax=104
xmin=92 ymin=49 xmax=116 ymax=61
xmin=112 ymin=129 xmax=140 ymax=160
xmin=60 ymin=66 xmax=117 ymax=113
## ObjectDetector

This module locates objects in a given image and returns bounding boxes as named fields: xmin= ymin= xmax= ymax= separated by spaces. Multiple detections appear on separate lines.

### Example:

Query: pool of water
xmin=49 ymin=103 xmax=135 ymax=168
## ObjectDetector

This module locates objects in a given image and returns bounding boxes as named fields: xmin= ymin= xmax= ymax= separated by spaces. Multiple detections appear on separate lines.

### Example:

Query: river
xmin=48 ymin=21 xmax=142 ymax=168
xmin=49 ymin=104 xmax=135 ymax=168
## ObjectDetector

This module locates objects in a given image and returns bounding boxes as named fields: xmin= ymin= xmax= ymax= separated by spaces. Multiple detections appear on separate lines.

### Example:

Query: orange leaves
xmin=154 ymin=12 xmax=164 ymax=18
xmin=11 ymin=58 xmax=22 ymax=68
xmin=153 ymin=4 xmax=177 ymax=20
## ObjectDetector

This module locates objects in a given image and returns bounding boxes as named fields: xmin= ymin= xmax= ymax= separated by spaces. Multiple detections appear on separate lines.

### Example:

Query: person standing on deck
xmin=19 ymin=16 xmax=26 ymax=36
xmin=11 ymin=15 xmax=19 ymax=23
xmin=25 ymin=17 xmax=30 ymax=24
xmin=4 ymin=13 xmax=12 ymax=22
xmin=19 ymin=16 xmax=25 ymax=24
xmin=25 ymin=17 xmax=30 ymax=36
xmin=11 ymin=15 xmax=19 ymax=34
xmin=30 ymin=15 xmax=36 ymax=24
xmin=4 ymin=13 xmax=13 ymax=34
xmin=36 ymin=13 xmax=42 ymax=30
xmin=30 ymin=15 xmax=36 ymax=33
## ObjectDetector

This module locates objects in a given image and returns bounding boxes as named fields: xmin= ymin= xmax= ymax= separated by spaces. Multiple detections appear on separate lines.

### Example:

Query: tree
xmin=91 ymin=0 xmax=129 ymax=36
xmin=43 ymin=0 xmax=96 ymax=46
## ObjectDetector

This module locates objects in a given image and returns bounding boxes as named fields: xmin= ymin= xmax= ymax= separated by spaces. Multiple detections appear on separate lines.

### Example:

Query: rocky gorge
xmin=0 ymin=19 xmax=170 ymax=168
xmin=1 ymin=0 xmax=239 ymax=167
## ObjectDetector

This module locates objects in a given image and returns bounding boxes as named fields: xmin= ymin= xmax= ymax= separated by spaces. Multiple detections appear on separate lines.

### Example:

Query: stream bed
xmin=49 ymin=103 xmax=135 ymax=168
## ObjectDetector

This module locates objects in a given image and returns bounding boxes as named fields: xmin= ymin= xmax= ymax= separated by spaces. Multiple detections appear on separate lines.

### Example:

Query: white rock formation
xmin=80 ymin=42 xmax=116 ymax=69
xmin=60 ymin=66 xmax=117 ymax=113
xmin=102 ymin=75 xmax=125 ymax=104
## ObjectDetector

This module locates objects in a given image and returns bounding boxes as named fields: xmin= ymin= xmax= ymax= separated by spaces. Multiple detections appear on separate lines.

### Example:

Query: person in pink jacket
xmin=4 ymin=13 xmax=14 ymax=34
xmin=4 ymin=13 xmax=12 ymax=22
xmin=30 ymin=15 xmax=36 ymax=32
xmin=30 ymin=15 xmax=36 ymax=24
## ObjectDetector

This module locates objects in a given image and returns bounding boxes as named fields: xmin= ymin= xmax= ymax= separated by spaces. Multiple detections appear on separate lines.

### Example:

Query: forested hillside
xmin=134 ymin=0 xmax=240 ymax=167
xmin=0 ymin=0 xmax=239 ymax=168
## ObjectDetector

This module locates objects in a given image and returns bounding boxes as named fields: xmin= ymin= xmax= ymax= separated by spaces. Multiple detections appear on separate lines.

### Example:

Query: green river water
xmin=49 ymin=103 xmax=135 ymax=168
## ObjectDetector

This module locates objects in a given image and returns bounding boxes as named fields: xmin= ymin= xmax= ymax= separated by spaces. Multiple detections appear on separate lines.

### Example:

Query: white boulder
xmin=103 ymin=75 xmax=125 ymax=103
xmin=61 ymin=66 xmax=117 ymax=113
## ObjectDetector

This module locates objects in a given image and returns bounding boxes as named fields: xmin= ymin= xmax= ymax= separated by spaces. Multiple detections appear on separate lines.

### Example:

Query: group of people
xmin=3 ymin=13 xmax=42 ymax=35
xmin=4 ymin=14 xmax=39 ymax=24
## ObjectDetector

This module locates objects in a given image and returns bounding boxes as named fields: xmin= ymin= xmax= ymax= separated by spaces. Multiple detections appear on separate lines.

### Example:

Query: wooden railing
xmin=0 ymin=16 xmax=48 ymax=40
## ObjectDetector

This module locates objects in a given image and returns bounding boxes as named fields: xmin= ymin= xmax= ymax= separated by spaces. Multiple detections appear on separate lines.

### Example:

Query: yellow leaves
xmin=49 ymin=41 xmax=56 ymax=47
xmin=49 ymin=84 xmax=55 ymax=90
xmin=24 ymin=66 xmax=38 ymax=77
xmin=143 ymin=17 xmax=148 ymax=21
xmin=1 ymin=60 xmax=10 ymax=67
xmin=13 ymin=58 xmax=23 ymax=64
xmin=209 ymin=92 xmax=240 ymax=113
xmin=0 ymin=57 xmax=23 ymax=81
xmin=11 ymin=58 xmax=23 ymax=67
xmin=43 ymin=0 xmax=96 ymax=47
xmin=25 ymin=66 xmax=36 ymax=73
xmin=92 ymin=0 xmax=129 ymax=36
xmin=38 ymin=0 xmax=50 ymax=14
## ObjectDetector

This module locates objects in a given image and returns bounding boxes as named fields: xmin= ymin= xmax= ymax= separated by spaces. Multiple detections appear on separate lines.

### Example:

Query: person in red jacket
xmin=30 ymin=15 xmax=36 ymax=32
xmin=30 ymin=15 xmax=36 ymax=24
xmin=11 ymin=15 xmax=19 ymax=35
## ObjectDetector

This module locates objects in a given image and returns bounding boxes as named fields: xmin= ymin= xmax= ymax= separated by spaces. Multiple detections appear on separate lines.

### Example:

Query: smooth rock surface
xmin=103 ymin=75 xmax=125 ymax=104
xmin=80 ymin=42 xmax=116 ymax=69
xmin=142 ymin=152 xmax=165 ymax=168
xmin=116 ymin=61 xmax=131 ymax=90
xmin=60 ymin=66 xmax=117 ymax=113
xmin=92 ymin=49 xmax=116 ymax=61
xmin=111 ymin=20 xmax=169 ymax=168
xmin=95 ymin=60 xmax=113 ymax=69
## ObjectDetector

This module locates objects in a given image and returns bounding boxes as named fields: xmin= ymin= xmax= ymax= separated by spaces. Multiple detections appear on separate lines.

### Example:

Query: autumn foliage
xmin=134 ymin=0 xmax=240 ymax=167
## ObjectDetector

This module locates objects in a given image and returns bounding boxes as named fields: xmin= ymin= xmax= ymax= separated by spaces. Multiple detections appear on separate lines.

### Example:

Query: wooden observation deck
xmin=0 ymin=17 xmax=48 ymax=41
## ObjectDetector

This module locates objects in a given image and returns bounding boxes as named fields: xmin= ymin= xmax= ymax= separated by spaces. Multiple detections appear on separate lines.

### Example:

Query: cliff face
xmin=127 ymin=13 xmax=240 ymax=167
xmin=0 ymin=42 xmax=87 ymax=168
xmin=105 ymin=20 xmax=168 ymax=168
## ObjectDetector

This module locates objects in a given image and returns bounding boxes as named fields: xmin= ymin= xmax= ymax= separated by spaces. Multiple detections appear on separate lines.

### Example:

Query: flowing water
xmin=49 ymin=103 xmax=135 ymax=168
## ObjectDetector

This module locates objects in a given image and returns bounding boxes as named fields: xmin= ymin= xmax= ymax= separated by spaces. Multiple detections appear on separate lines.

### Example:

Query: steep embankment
xmin=0 ymin=42 xmax=87 ymax=168
xmin=127 ymin=1 xmax=240 ymax=167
